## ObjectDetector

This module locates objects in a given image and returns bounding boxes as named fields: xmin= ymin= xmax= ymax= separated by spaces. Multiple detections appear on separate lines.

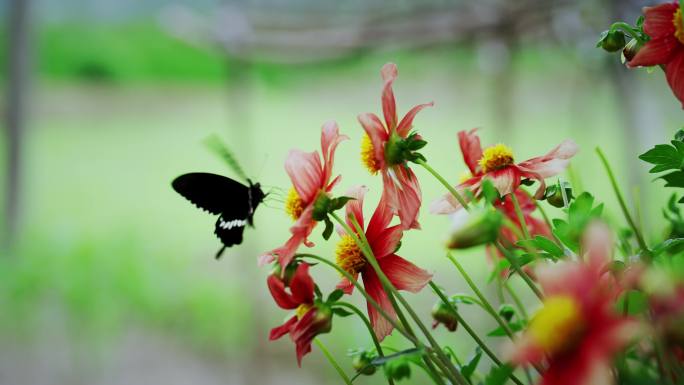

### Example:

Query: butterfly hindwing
xmin=172 ymin=173 xmax=249 ymax=215
xmin=214 ymin=214 xmax=247 ymax=248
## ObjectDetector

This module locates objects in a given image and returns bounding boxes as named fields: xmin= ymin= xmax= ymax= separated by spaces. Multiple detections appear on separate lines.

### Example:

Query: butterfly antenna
xmin=204 ymin=134 xmax=249 ymax=181
xmin=215 ymin=245 xmax=227 ymax=260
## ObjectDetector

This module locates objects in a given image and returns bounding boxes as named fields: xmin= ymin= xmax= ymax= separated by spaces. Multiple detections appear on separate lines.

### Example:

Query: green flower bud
xmin=352 ymin=350 xmax=377 ymax=375
xmin=447 ymin=209 xmax=503 ymax=249
xmin=545 ymin=182 xmax=573 ymax=208
xmin=431 ymin=300 xmax=458 ymax=332
xmin=597 ymin=30 xmax=626 ymax=52
xmin=622 ymin=38 xmax=642 ymax=63
xmin=384 ymin=358 xmax=411 ymax=381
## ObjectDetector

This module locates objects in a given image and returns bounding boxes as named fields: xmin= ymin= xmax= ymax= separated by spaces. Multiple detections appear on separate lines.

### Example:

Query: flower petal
xmin=396 ymin=102 xmax=434 ymax=138
xmin=642 ymin=3 xmax=678 ymax=39
xmin=370 ymin=225 xmax=403 ymax=259
xmin=380 ymin=254 xmax=432 ymax=293
xmin=381 ymin=63 xmax=398 ymax=130
xmin=517 ymin=140 xmax=579 ymax=178
xmin=344 ymin=185 xmax=368 ymax=232
xmin=429 ymin=178 xmax=480 ymax=214
xmin=484 ymin=167 xmax=521 ymax=197
xmin=320 ymin=120 xmax=349 ymax=186
xmin=362 ymin=268 xmax=396 ymax=341
xmin=666 ymin=49 xmax=684 ymax=108
xmin=358 ymin=112 xmax=389 ymax=169
xmin=285 ymin=149 xmax=323 ymax=203
xmin=458 ymin=129 xmax=484 ymax=175
xmin=290 ymin=263 xmax=315 ymax=305
xmin=336 ymin=276 xmax=356 ymax=295
xmin=367 ymin=192 xmax=394 ymax=241
xmin=391 ymin=166 xmax=422 ymax=230
xmin=627 ymin=36 xmax=678 ymax=68
xmin=269 ymin=316 xmax=297 ymax=340
xmin=267 ymin=274 xmax=299 ymax=310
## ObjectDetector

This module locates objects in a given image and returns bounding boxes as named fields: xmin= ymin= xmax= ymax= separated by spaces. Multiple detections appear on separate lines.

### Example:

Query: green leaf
xmin=661 ymin=171 xmax=684 ymax=188
xmin=330 ymin=196 xmax=355 ymax=211
xmin=327 ymin=289 xmax=344 ymax=303
xmin=616 ymin=290 xmax=648 ymax=316
xmin=485 ymin=364 xmax=514 ymax=385
xmin=533 ymin=235 xmax=564 ymax=258
xmin=552 ymin=192 xmax=604 ymax=252
xmin=498 ymin=304 xmax=516 ymax=322
xmin=371 ymin=348 xmax=423 ymax=366
xmin=460 ymin=347 xmax=482 ymax=381
xmin=332 ymin=307 xmax=353 ymax=317
xmin=652 ymin=238 xmax=684 ymax=256
xmin=487 ymin=320 xmax=526 ymax=337
xmin=448 ymin=293 xmax=480 ymax=305
xmin=481 ymin=179 xmax=500 ymax=205
xmin=639 ymin=142 xmax=684 ymax=173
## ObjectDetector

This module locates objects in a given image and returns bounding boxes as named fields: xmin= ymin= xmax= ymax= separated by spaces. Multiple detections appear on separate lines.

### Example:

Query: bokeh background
xmin=1 ymin=0 xmax=682 ymax=384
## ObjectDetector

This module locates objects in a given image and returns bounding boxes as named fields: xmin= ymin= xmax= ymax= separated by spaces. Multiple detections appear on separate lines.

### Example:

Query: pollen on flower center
xmin=674 ymin=8 xmax=684 ymax=45
xmin=479 ymin=144 xmax=515 ymax=173
xmin=361 ymin=134 xmax=381 ymax=174
xmin=335 ymin=235 xmax=367 ymax=276
xmin=528 ymin=295 xmax=584 ymax=355
xmin=285 ymin=187 xmax=305 ymax=221
xmin=295 ymin=303 xmax=312 ymax=319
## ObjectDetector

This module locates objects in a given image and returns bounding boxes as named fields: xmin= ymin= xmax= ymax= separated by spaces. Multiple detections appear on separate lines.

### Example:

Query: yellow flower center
xmin=479 ymin=144 xmax=515 ymax=173
xmin=360 ymin=134 xmax=381 ymax=174
xmin=528 ymin=296 xmax=584 ymax=355
xmin=335 ymin=235 xmax=366 ymax=276
xmin=285 ymin=187 xmax=304 ymax=221
xmin=296 ymin=303 xmax=312 ymax=319
xmin=674 ymin=8 xmax=684 ymax=45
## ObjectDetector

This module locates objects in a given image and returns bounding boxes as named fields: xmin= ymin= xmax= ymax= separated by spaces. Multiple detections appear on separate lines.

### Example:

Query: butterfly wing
xmin=172 ymin=173 xmax=248 ymax=215
xmin=214 ymin=214 xmax=247 ymax=249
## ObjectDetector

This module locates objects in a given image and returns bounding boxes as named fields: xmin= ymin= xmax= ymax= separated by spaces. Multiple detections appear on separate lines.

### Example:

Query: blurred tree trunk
xmin=4 ymin=0 xmax=30 ymax=249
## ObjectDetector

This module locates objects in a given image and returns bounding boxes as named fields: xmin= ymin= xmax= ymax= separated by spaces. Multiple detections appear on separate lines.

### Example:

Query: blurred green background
xmin=1 ymin=1 xmax=682 ymax=384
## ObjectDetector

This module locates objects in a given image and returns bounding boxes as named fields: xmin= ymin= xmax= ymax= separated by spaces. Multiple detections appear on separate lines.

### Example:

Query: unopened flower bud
xmin=310 ymin=304 xmax=334 ymax=335
xmin=545 ymin=183 xmax=573 ymax=208
xmin=447 ymin=209 xmax=503 ymax=249
xmin=622 ymin=38 xmax=642 ymax=63
xmin=384 ymin=358 xmax=411 ymax=381
xmin=431 ymin=300 xmax=458 ymax=332
xmin=352 ymin=350 xmax=377 ymax=375
xmin=597 ymin=30 xmax=626 ymax=52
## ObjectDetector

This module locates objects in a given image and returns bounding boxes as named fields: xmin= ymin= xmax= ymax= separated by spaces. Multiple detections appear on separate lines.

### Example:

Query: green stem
xmin=534 ymin=199 xmax=564 ymax=247
xmin=505 ymin=282 xmax=529 ymax=321
xmin=428 ymin=282 xmax=526 ymax=385
xmin=446 ymin=252 xmax=515 ymax=339
xmin=338 ymin=213 xmax=467 ymax=385
xmin=416 ymin=159 xmax=470 ymax=211
xmin=315 ymin=338 xmax=354 ymax=385
xmin=609 ymin=21 xmax=645 ymax=44
xmin=336 ymin=302 xmax=395 ymax=385
xmin=494 ymin=243 xmax=544 ymax=300
xmin=595 ymin=147 xmax=651 ymax=260
xmin=510 ymin=193 xmax=531 ymax=241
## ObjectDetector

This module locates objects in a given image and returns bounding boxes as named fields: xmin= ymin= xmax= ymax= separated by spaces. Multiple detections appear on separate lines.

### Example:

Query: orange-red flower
xmin=431 ymin=129 xmax=578 ymax=214
xmin=262 ymin=121 xmax=348 ymax=268
xmin=334 ymin=186 xmax=432 ymax=340
xmin=496 ymin=190 xmax=552 ymax=246
xmin=627 ymin=2 xmax=684 ymax=108
xmin=358 ymin=63 xmax=433 ymax=230
xmin=507 ymin=223 xmax=638 ymax=385
xmin=268 ymin=263 xmax=333 ymax=366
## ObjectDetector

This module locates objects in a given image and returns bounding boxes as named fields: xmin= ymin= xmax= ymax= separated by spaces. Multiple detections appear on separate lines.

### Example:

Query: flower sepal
xmin=311 ymin=193 xmax=356 ymax=240
xmin=384 ymin=131 xmax=428 ymax=166
xmin=349 ymin=349 xmax=378 ymax=376
xmin=597 ymin=29 xmax=627 ymax=52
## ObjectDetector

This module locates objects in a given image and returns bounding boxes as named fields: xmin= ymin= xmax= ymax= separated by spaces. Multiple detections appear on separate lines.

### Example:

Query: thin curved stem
xmin=533 ymin=199 xmax=563 ymax=246
xmin=609 ymin=21 xmax=645 ymax=44
xmin=595 ymin=147 xmax=651 ymax=260
xmin=315 ymin=339 xmax=354 ymax=385
xmin=428 ymin=282 xmax=526 ymax=385
xmin=510 ymin=193 xmax=531 ymax=241
xmin=505 ymin=281 xmax=529 ymax=321
xmin=416 ymin=159 xmax=470 ymax=211
xmin=494 ymin=243 xmax=544 ymax=300
xmin=446 ymin=252 xmax=515 ymax=339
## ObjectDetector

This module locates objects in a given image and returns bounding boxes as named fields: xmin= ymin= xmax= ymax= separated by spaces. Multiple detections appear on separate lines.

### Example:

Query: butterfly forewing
xmin=172 ymin=173 xmax=249 ymax=215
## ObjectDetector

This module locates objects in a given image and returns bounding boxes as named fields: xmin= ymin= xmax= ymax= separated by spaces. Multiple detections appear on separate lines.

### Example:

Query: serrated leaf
xmin=661 ymin=171 xmax=684 ymax=188
xmin=533 ymin=235 xmax=564 ymax=257
xmin=639 ymin=143 xmax=684 ymax=173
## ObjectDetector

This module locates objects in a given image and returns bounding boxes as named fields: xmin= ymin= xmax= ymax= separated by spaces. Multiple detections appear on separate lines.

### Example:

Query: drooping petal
xmin=380 ymin=254 xmax=432 ymax=293
xmin=269 ymin=316 xmax=297 ymax=340
xmin=396 ymin=102 xmax=434 ymax=138
xmin=285 ymin=149 xmax=323 ymax=203
xmin=458 ymin=129 xmax=484 ymax=175
xmin=369 ymin=225 xmax=403 ymax=259
xmin=392 ymin=166 xmax=422 ymax=230
xmin=344 ymin=185 xmax=368 ymax=232
xmin=362 ymin=267 xmax=396 ymax=341
xmin=642 ymin=2 xmax=679 ymax=39
xmin=367 ymin=192 xmax=395 ymax=242
xmin=517 ymin=140 xmax=579 ymax=178
xmin=627 ymin=36 xmax=678 ymax=68
xmin=666 ymin=49 xmax=684 ymax=108
xmin=381 ymin=63 xmax=398 ymax=130
xmin=336 ymin=276 xmax=356 ymax=295
xmin=320 ymin=120 xmax=349 ymax=186
xmin=358 ymin=112 xmax=389 ymax=169
xmin=290 ymin=263 xmax=315 ymax=305
xmin=267 ymin=274 xmax=300 ymax=310
xmin=291 ymin=309 xmax=317 ymax=366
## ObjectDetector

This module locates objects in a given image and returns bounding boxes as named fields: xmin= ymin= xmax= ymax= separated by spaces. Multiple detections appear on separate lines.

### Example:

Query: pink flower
xmin=431 ymin=129 xmax=578 ymax=214
xmin=506 ymin=222 xmax=639 ymax=385
xmin=626 ymin=2 xmax=684 ymax=108
xmin=262 ymin=121 xmax=348 ymax=268
xmin=334 ymin=185 xmax=432 ymax=340
xmin=358 ymin=63 xmax=433 ymax=230
xmin=268 ymin=263 xmax=333 ymax=366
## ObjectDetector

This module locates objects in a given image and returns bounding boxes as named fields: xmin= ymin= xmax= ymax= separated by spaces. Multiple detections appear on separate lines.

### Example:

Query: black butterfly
xmin=172 ymin=136 xmax=267 ymax=259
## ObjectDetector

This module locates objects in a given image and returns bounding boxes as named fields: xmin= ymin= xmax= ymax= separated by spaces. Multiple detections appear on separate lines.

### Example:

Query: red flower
xmin=627 ymin=2 xmax=684 ymax=108
xmin=262 ymin=121 xmax=348 ymax=268
xmin=506 ymin=222 xmax=639 ymax=385
xmin=268 ymin=263 xmax=333 ymax=366
xmin=334 ymin=185 xmax=432 ymax=340
xmin=496 ymin=190 xmax=552 ymax=246
xmin=358 ymin=63 xmax=433 ymax=230
xmin=431 ymin=129 xmax=578 ymax=214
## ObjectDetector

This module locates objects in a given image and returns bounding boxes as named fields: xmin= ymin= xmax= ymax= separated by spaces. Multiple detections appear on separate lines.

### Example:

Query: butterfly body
xmin=172 ymin=172 xmax=265 ymax=258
